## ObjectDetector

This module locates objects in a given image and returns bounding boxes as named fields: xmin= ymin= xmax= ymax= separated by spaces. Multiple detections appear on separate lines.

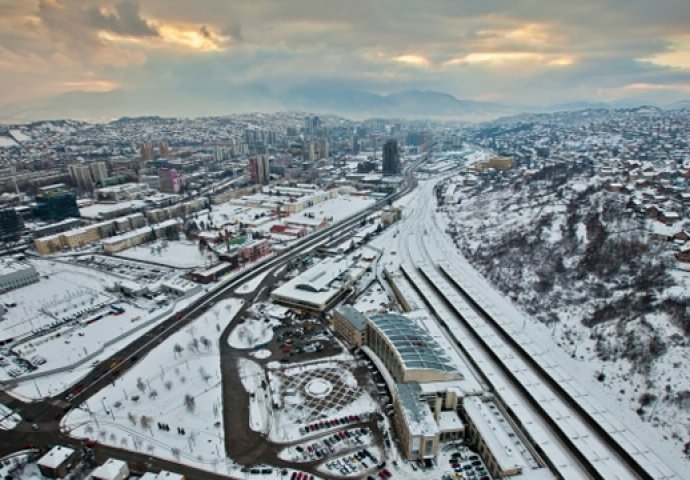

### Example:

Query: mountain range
xmin=0 ymin=85 xmax=687 ymax=123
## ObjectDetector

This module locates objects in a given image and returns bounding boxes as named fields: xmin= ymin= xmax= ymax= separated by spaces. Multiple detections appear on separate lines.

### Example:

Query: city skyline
xmin=0 ymin=0 xmax=690 ymax=120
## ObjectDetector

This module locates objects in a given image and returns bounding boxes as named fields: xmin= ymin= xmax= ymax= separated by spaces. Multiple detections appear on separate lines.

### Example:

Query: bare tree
xmin=127 ymin=412 xmax=137 ymax=426
xmin=140 ymin=415 xmax=152 ymax=430
xmin=148 ymin=389 xmax=158 ymax=399
xmin=136 ymin=377 xmax=146 ymax=393
xmin=184 ymin=394 xmax=195 ymax=412
xmin=164 ymin=380 xmax=173 ymax=390
xmin=198 ymin=367 xmax=211 ymax=383
xmin=173 ymin=344 xmax=184 ymax=358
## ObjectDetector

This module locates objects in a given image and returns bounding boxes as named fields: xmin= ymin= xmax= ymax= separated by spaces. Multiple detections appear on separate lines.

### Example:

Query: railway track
xmin=393 ymin=179 xmax=677 ymax=479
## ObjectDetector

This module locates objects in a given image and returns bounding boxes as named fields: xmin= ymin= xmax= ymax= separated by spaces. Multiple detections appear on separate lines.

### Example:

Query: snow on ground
xmin=235 ymin=270 xmax=270 ymax=294
xmin=63 ymin=298 xmax=244 ymax=474
xmin=9 ymin=303 xmax=156 ymax=377
xmin=227 ymin=314 xmax=279 ymax=350
xmin=299 ymin=195 xmax=375 ymax=223
xmin=265 ymin=358 xmax=379 ymax=443
xmin=408 ymin=176 xmax=690 ymax=471
xmin=0 ymin=259 xmax=117 ymax=341
xmin=238 ymin=358 xmax=270 ymax=435
xmin=351 ymin=280 xmax=391 ymax=314
xmin=0 ymin=451 xmax=41 ymax=479
xmin=250 ymin=349 xmax=272 ymax=360
xmin=117 ymin=240 xmax=218 ymax=269
xmin=0 ymin=136 xmax=18 ymax=147
xmin=9 ymin=129 xmax=31 ymax=142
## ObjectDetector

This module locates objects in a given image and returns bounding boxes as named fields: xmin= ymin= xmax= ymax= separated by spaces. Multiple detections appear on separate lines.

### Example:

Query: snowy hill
xmin=442 ymin=161 xmax=690 ymax=458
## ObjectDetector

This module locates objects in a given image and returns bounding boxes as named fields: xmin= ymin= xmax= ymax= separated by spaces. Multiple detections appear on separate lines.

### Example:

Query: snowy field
xmin=8 ymin=303 xmax=155 ymax=379
xmin=227 ymin=313 xmax=279 ymax=350
xmin=116 ymin=239 xmax=218 ymax=269
xmin=297 ymin=195 xmax=375 ymax=223
xmin=63 ymin=298 xmax=245 ymax=474
xmin=0 ymin=259 xmax=117 ymax=342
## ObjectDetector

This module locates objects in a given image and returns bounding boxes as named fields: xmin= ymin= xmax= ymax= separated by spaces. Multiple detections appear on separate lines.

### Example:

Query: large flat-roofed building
xmin=0 ymin=259 xmax=39 ymax=292
xmin=463 ymin=396 xmax=526 ymax=478
xmin=332 ymin=305 xmax=367 ymax=346
xmin=95 ymin=183 xmax=150 ymax=203
xmin=102 ymin=219 xmax=179 ymax=253
xmin=367 ymin=313 xmax=460 ymax=383
xmin=271 ymin=255 xmax=367 ymax=314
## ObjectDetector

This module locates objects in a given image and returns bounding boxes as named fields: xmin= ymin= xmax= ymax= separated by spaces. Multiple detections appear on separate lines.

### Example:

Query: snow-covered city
xmin=1 ymin=105 xmax=690 ymax=480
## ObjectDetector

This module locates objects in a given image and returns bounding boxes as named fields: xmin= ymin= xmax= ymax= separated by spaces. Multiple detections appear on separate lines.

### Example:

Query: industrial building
xmin=271 ymin=255 xmax=368 ymax=314
xmin=0 ymin=259 xmax=39 ymax=292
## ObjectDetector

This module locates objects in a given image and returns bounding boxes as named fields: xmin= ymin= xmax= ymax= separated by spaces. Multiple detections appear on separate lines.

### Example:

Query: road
xmin=0 ymin=155 xmax=423 ymax=478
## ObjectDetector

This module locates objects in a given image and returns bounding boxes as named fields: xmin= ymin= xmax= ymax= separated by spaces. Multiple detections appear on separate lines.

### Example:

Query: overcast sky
xmin=1 ymin=0 xmax=689 ymax=114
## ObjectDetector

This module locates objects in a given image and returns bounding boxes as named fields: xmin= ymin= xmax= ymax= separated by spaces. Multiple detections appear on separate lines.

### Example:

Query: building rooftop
xmin=334 ymin=305 xmax=368 ymax=331
xmin=91 ymin=458 xmax=128 ymax=480
xmin=463 ymin=396 xmax=526 ymax=474
xmin=368 ymin=313 xmax=457 ymax=374
xmin=397 ymin=382 xmax=439 ymax=439
xmin=0 ymin=259 xmax=34 ymax=276
xmin=37 ymin=445 xmax=75 ymax=469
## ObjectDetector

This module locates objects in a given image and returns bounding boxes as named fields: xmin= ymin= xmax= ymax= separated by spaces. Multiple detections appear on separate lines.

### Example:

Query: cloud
xmin=222 ymin=23 xmax=244 ymax=43
xmin=2 ymin=0 xmax=690 ymax=114
xmin=87 ymin=0 xmax=158 ymax=37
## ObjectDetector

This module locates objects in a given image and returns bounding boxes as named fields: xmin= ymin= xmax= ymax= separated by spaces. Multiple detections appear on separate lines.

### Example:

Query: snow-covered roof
xmin=334 ymin=305 xmax=367 ymax=331
xmin=396 ymin=382 xmax=439 ymax=439
xmin=91 ymin=458 xmax=128 ymax=480
xmin=437 ymin=410 xmax=464 ymax=433
xmin=272 ymin=256 xmax=354 ymax=307
xmin=0 ymin=259 xmax=34 ymax=276
xmin=37 ymin=445 xmax=75 ymax=469
xmin=463 ymin=396 xmax=525 ymax=474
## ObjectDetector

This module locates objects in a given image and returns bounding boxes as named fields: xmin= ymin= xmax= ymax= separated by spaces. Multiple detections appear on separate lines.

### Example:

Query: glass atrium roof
xmin=369 ymin=313 xmax=456 ymax=373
